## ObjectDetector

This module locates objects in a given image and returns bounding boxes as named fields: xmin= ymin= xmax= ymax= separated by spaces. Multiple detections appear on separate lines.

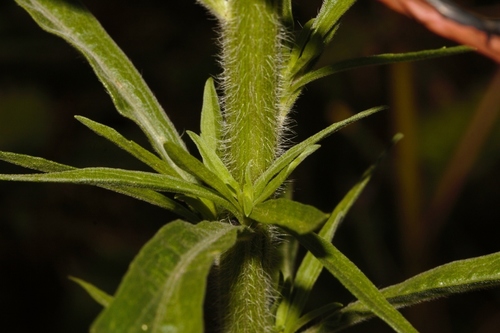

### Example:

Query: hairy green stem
xmin=217 ymin=225 xmax=276 ymax=333
xmin=221 ymin=0 xmax=284 ymax=183
xmin=213 ymin=1 xmax=285 ymax=331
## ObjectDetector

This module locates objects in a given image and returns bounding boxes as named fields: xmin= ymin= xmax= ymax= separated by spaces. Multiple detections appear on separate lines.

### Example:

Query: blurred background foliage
xmin=0 ymin=1 xmax=499 ymax=332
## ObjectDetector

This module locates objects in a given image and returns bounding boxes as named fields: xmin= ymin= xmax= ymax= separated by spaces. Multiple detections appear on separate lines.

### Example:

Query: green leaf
xmin=290 ymin=302 xmax=343 ymax=333
xmin=284 ymin=45 xmax=471 ymax=113
xmin=293 ymin=46 xmax=472 ymax=93
xmin=312 ymin=0 xmax=356 ymax=42
xmin=250 ymin=198 xmax=327 ymax=234
xmin=276 ymin=156 xmax=375 ymax=332
xmin=113 ymin=187 xmax=201 ymax=222
xmin=295 ymin=232 xmax=418 ymax=333
xmin=187 ymin=132 xmax=239 ymax=192
xmin=254 ymin=144 xmax=320 ymax=205
xmin=164 ymin=142 xmax=239 ymax=208
xmin=241 ymin=163 xmax=255 ymax=217
xmin=0 ymin=151 xmax=199 ymax=221
xmin=0 ymin=151 xmax=74 ymax=173
xmin=285 ymin=19 xmax=323 ymax=80
xmin=330 ymin=251 xmax=500 ymax=331
xmin=200 ymin=78 xmax=223 ymax=154
xmin=284 ymin=0 xmax=355 ymax=91
xmin=15 ymin=0 xmax=188 ymax=176
xmin=254 ymin=106 xmax=383 ymax=196
xmin=91 ymin=220 xmax=240 ymax=333
xmin=75 ymin=116 xmax=178 ymax=176
xmin=69 ymin=276 xmax=113 ymax=308
xmin=277 ymin=234 xmax=299 ymax=284
xmin=0 ymin=166 xmax=239 ymax=218
xmin=175 ymin=194 xmax=217 ymax=221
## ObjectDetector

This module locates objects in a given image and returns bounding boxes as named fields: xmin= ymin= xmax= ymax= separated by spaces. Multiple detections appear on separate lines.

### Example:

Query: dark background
xmin=1 ymin=1 xmax=499 ymax=332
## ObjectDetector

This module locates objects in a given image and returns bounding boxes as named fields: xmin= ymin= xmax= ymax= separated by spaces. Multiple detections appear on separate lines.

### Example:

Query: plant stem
xmin=221 ymin=0 xmax=283 ymax=183
xmin=215 ymin=1 xmax=284 ymax=331
xmin=218 ymin=224 xmax=276 ymax=333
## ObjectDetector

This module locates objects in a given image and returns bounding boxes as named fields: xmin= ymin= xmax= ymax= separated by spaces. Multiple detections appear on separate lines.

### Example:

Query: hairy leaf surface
xmin=330 ymin=251 xmax=500 ymax=331
xmin=91 ymin=220 xmax=240 ymax=333
xmin=15 ymin=0 xmax=188 ymax=177
xmin=164 ymin=142 xmax=239 ymax=208
xmin=200 ymin=78 xmax=223 ymax=154
xmin=0 ymin=167 xmax=237 ymax=217
xmin=0 ymin=152 xmax=198 ymax=220
xmin=296 ymin=232 xmax=417 ymax=333
xmin=250 ymin=198 xmax=327 ymax=234
xmin=75 ymin=116 xmax=176 ymax=176
xmin=188 ymin=132 xmax=240 ymax=193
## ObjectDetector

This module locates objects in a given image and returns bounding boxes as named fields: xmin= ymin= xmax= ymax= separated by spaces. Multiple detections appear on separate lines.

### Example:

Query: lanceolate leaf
xmin=254 ymin=144 xmax=320 ymax=205
xmin=290 ymin=302 xmax=342 ymax=333
xmin=295 ymin=232 xmax=418 ymax=333
xmin=187 ymin=132 xmax=239 ymax=192
xmin=199 ymin=78 xmax=223 ymax=154
xmin=110 ymin=186 xmax=201 ymax=222
xmin=287 ymin=0 xmax=358 ymax=81
xmin=276 ymin=160 xmax=375 ymax=332
xmin=313 ymin=0 xmax=356 ymax=42
xmin=254 ymin=106 xmax=383 ymax=195
xmin=0 ymin=151 xmax=74 ymax=173
xmin=75 ymin=116 xmax=178 ymax=176
xmin=0 ymin=152 xmax=199 ymax=221
xmin=293 ymin=46 xmax=472 ymax=93
xmin=69 ymin=276 xmax=113 ymax=308
xmin=14 ymin=0 xmax=188 ymax=176
xmin=91 ymin=220 xmax=241 ymax=333
xmin=0 ymin=167 xmax=239 ymax=218
xmin=329 ymin=251 xmax=500 ymax=331
xmin=164 ymin=142 xmax=239 ymax=208
xmin=250 ymin=198 xmax=327 ymax=234
xmin=283 ymin=0 xmax=355 ymax=102
xmin=280 ymin=134 xmax=404 ymax=331
xmin=285 ymin=19 xmax=324 ymax=83
xmin=284 ymin=46 xmax=471 ymax=115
